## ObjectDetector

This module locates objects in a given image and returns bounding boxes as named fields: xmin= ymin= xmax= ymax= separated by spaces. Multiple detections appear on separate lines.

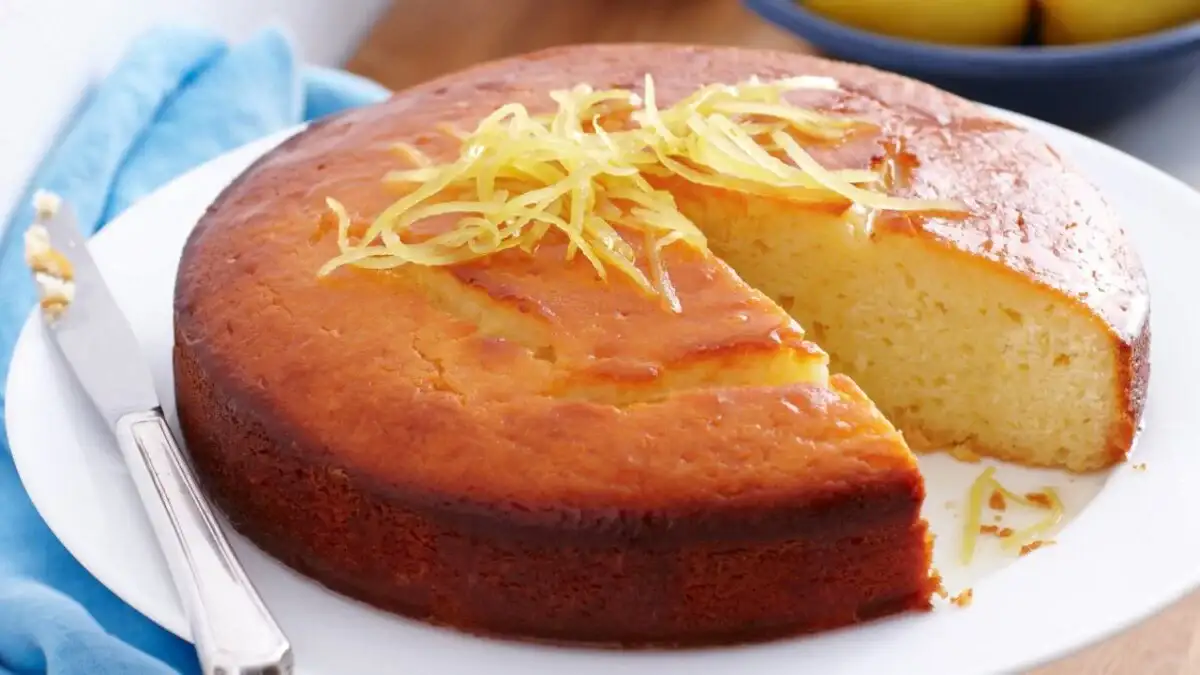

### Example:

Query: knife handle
xmin=115 ymin=409 xmax=293 ymax=675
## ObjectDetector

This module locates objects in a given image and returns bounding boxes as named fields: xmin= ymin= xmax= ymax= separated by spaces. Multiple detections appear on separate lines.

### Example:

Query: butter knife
xmin=24 ymin=192 xmax=293 ymax=675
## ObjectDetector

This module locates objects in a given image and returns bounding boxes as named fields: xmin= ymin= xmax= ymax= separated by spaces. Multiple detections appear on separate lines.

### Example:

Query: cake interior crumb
xmin=988 ymin=489 xmax=1006 ymax=511
xmin=33 ymin=189 xmax=62 ymax=219
xmin=24 ymin=193 xmax=76 ymax=320
xmin=950 ymin=589 xmax=973 ymax=607
xmin=930 ymin=569 xmax=948 ymax=599
xmin=1019 ymin=540 xmax=1056 ymax=556
xmin=979 ymin=525 xmax=1014 ymax=538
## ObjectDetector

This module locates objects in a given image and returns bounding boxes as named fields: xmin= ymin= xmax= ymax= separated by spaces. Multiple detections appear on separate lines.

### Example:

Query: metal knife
xmin=24 ymin=192 xmax=293 ymax=675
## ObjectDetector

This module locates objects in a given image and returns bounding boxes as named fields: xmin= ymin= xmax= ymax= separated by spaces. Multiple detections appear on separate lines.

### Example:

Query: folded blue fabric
xmin=0 ymin=25 xmax=388 ymax=674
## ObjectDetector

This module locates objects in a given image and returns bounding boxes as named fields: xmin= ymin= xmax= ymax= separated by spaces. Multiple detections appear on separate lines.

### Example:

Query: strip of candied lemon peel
xmin=961 ymin=467 xmax=995 ymax=565
xmin=321 ymin=74 xmax=968 ymax=311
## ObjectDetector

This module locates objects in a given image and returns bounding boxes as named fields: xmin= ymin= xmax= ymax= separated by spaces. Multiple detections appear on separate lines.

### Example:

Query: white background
xmin=0 ymin=0 xmax=389 ymax=236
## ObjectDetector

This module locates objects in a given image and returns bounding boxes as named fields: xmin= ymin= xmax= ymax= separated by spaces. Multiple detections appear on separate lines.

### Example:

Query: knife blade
xmin=26 ymin=192 xmax=293 ymax=675
xmin=24 ymin=193 xmax=158 ymax=426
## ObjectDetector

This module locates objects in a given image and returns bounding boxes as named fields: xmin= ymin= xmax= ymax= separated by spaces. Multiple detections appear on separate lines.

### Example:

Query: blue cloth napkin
xmin=0 ymin=26 xmax=389 ymax=674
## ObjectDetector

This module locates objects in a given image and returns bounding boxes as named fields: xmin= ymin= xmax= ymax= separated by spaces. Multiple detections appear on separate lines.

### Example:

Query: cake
xmin=173 ymin=44 xmax=1149 ymax=644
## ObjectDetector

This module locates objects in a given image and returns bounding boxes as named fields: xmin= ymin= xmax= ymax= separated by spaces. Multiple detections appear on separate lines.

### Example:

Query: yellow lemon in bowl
xmin=803 ymin=0 xmax=1032 ymax=46
xmin=1040 ymin=0 xmax=1200 ymax=45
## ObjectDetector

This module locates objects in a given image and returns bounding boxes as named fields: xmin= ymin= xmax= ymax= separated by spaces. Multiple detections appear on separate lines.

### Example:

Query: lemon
xmin=1041 ymin=0 xmax=1199 ymax=45
xmin=804 ymin=0 xmax=1031 ymax=47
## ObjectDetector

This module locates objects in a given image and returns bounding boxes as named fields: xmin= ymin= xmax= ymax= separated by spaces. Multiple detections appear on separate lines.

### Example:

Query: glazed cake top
xmin=176 ymin=44 xmax=1143 ymax=528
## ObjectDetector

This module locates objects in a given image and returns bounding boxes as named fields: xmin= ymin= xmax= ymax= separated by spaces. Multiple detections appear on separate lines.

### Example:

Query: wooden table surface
xmin=347 ymin=2 xmax=1200 ymax=672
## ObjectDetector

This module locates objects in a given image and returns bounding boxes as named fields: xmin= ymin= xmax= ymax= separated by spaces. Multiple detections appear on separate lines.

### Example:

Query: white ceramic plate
xmin=6 ymin=109 xmax=1200 ymax=675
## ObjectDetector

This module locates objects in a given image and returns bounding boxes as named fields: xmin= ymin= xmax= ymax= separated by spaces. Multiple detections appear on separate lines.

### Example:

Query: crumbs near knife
xmin=24 ymin=190 xmax=76 ymax=320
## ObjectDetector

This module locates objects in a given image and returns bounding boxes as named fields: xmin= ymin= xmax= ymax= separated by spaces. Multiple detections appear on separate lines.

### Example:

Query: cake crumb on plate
xmin=951 ymin=589 xmax=973 ymax=607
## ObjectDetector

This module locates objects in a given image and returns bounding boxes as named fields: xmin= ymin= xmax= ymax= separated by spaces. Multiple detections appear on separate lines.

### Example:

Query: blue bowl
xmin=744 ymin=0 xmax=1200 ymax=132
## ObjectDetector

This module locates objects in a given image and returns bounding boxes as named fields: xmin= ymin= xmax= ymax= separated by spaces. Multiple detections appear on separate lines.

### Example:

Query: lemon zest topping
xmin=961 ymin=467 xmax=995 ymax=565
xmin=961 ymin=468 xmax=1065 ymax=565
xmin=391 ymin=142 xmax=432 ymax=168
xmin=319 ymin=74 xmax=968 ymax=310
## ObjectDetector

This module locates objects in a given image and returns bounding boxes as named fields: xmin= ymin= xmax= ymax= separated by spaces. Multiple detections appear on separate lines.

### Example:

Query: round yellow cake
xmin=173 ymin=44 xmax=1149 ymax=645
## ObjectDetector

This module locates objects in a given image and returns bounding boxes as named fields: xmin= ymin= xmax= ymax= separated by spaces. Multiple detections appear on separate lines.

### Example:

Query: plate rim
xmin=5 ymin=109 xmax=1200 ymax=673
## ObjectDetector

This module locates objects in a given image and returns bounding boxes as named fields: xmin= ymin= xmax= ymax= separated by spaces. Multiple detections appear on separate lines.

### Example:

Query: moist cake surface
xmin=173 ymin=43 xmax=1148 ymax=644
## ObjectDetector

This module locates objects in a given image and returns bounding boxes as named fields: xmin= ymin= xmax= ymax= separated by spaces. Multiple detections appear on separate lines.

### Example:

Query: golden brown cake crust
xmin=174 ymin=44 xmax=1145 ymax=643
xmin=177 ymin=339 xmax=932 ymax=643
